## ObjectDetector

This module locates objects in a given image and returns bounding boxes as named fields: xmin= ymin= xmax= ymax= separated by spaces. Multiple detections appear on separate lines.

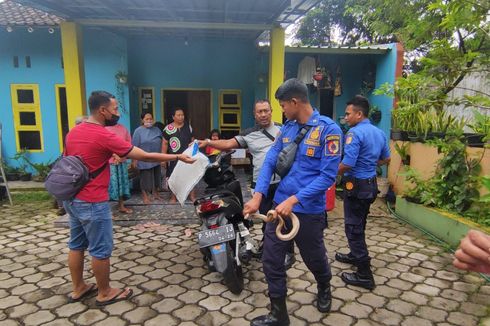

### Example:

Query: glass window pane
xmin=19 ymin=112 xmax=36 ymax=125
xmin=17 ymin=89 xmax=34 ymax=104
xmin=223 ymin=113 xmax=238 ymax=124
xmin=223 ymin=94 xmax=238 ymax=105
xmin=18 ymin=131 xmax=41 ymax=150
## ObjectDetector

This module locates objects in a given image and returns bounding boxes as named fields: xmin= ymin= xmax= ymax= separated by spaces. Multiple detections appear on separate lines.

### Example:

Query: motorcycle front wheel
xmin=223 ymin=244 xmax=244 ymax=294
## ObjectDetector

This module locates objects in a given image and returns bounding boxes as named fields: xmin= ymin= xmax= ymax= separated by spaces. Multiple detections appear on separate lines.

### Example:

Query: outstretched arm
xmin=127 ymin=146 xmax=195 ymax=164
xmin=197 ymin=138 xmax=240 ymax=151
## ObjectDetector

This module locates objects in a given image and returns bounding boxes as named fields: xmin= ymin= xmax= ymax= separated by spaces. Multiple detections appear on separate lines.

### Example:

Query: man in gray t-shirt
xmin=198 ymin=99 xmax=295 ymax=268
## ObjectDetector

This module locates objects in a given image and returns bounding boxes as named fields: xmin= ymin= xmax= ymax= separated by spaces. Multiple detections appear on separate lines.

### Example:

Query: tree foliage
xmin=295 ymin=0 xmax=395 ymax=46
xmin=296 ymin=0 xmax=489 ymax=99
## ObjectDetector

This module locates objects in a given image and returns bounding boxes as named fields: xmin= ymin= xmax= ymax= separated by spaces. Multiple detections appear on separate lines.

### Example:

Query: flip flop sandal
xmin=68 ymin=283 xmax=97 ymax=303
xmin=95 ymin=288 xmax=133 ymax=307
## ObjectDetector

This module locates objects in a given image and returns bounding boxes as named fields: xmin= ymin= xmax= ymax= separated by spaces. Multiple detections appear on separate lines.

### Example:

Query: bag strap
xmin=294 ymin=125 xmax=312 ymax=145
xmin=261 ymin=129 xmax=276 ymax=142
xmin=89 ymin=163 xmax=107 ymax=179
xmin=64 ymin=137 xmax=106 ymax=180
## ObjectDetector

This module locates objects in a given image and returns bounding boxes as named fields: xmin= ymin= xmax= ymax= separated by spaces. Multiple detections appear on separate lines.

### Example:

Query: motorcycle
xmin=194 ymin=150 xmax=260 ymax=294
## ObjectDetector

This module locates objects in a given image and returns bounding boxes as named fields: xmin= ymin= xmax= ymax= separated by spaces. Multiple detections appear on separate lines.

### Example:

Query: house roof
xmin=0 ymin=0 xmax=63 ymax=26
xmin=9 ymin=0 xmax=321 ymax=39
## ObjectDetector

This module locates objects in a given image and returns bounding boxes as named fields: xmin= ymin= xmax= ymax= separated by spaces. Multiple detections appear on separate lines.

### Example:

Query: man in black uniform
xmin=336 ymin=95 xmax=390 ymax=290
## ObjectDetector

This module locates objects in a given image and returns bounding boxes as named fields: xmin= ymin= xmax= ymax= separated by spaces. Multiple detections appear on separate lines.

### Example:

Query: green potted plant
xmin=3 ymin=161 xmax=21 ymax=181
xmin=115 ymin=70 xmax=128 ymax=84
xmin=368 ymin=105 xmax=382 ymax=125
xmin=467 ymin=109 xmax=490 ymax=148
xmin=12 ymin=150 xmax=32 ymax=181
xmin=394 ymin=142 xmax=410 ymax=165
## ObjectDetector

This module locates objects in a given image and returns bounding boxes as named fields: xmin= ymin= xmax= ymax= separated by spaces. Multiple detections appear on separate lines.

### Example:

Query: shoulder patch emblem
xmin=282 ymin=137 xmax=289 ymax=143
xmin=325 ymin=134 xmax=340 ymax=156
xmin=306 ymin=147 xmax=315 ymax=157
xmin=345 ymin=133 xmax=353 ymax=145
xmin=304 ymin=126 xmax=324 ymax=146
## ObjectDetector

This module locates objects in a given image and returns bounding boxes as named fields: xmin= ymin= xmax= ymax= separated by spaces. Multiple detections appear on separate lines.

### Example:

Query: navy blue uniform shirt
xmin=342 ymin=119 xmax=390 ymax=179
xmin=255 ymin=110 xmax=342 ymax=214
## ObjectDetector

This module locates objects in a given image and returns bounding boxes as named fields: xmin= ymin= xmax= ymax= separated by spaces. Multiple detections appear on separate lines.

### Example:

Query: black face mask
xmin=104 ymin=114 xmax=120 ymax=126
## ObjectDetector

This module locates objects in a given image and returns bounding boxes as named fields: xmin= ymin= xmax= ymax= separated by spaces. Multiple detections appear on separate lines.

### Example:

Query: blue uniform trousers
xmin=263 ymin=211 xmax=331 ymax=298
xmin=343 ymin=178 xmax=377 ymax=263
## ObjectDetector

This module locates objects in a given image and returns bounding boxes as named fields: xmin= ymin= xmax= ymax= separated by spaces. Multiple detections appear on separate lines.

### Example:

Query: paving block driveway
xmin=0 ymin=199 xmax=489 ymax=326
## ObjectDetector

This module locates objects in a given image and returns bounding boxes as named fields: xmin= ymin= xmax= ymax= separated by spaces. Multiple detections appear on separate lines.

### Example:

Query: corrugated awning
xmin=8 ymin=0 xmax=321 ymax=39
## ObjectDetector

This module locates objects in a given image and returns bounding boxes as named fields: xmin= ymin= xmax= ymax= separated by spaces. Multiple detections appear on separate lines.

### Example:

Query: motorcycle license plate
xmin=197 ymin=224 xmax=235 ymax=248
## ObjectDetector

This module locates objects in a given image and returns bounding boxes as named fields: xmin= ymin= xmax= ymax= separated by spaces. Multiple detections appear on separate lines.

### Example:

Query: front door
xmin=56 ymin=85 xmax=69 ymax=151
xmin=162 ymin=90 xmax=211 ymax=140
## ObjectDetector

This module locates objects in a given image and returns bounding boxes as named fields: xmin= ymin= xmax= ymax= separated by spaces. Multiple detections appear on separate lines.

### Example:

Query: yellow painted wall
xmin=388 ymin=141 xmax=490 ymax=196
xmin=268 ymin=27 xmax=285 ymax=124
xmin=60 ymin=22 xmax=86 ymax=129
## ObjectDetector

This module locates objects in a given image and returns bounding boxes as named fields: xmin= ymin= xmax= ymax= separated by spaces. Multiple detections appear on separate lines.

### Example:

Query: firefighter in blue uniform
xmin=336 ymin=95 xmax=390 ymax=290
xmin=243 ymin=78 xmax=342 ymax=326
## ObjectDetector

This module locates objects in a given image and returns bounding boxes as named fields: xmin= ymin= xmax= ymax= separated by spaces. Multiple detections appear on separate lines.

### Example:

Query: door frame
xmin=55 ymin=84 xmax=66 ymax=153
xmin=160 ymin=88 xmax=213 ymax=129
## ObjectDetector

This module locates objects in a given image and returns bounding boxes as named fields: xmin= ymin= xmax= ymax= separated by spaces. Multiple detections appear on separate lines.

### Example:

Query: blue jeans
xmin=64 ymin=199 xmax=113 ymax=259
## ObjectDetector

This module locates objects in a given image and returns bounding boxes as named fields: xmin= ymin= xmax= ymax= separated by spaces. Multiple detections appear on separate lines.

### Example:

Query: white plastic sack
xmin=168 ymin=141 xmax=209 ymax=205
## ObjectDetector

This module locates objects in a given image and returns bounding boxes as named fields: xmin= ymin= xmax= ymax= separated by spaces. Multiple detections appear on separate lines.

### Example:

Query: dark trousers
xmin=258 ymin=183 xmax=294 ymax=254
xmin=263 ymin=212 xmax=331 ymax=298
xmin=343 ymin=194 xmax=373 ymax=263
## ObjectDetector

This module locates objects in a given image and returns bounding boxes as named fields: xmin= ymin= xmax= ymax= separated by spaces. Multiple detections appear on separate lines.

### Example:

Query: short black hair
xmin=254 ymin=99 xmax=271 ymax=108
xmin=209 ymin=129 xmax=221 ymax=138
xmin=172 ymin=107 xmax=185 ymax=116
xmin=346 ymin=95 xmax=370 ymax=117
xmin=140 ymin=111 xmax=153 ymax=120
xmin=88 ymin=91 xmax=115 ymax=112
xmin=274 ymin=78 xmax=308 ymax=103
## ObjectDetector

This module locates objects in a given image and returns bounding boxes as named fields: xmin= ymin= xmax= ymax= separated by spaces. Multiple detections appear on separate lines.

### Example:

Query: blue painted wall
xmin=0 ymin=27 xmax=129 ymax=170
xmin=127 ymin=37 xmax=257 ymax=131
xmin=370 ymin=43 xmax=398 ymax=135
xmin=257 ymin=45 xmax=398 ymax=137
xmin=0 ymin=29 xmax=64 ymax=169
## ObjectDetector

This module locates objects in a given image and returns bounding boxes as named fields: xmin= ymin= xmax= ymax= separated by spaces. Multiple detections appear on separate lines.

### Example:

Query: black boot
xmin=335 ymin=252 xmax=357 ymax=265
xmin=316 ymin=282 xmax=332 ymax=313
xmin=251 ymin=296 xmax=290 ymax=326
xmin=341 ymin=261 xmax=375 ymax=290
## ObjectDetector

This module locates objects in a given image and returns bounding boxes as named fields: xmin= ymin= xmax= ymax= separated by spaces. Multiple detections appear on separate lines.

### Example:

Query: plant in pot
xmin=12 ymin=150 xmax=32 ymax=181
xmin=427 ymin=109 xmax=455 ymax=140
xmin=369 ymin=105 xmax=382 ymax=125
xmin=467 ymin=109 xmax=490 ymax=148
xmin=3 ymin=160 xmax=21 ymax=181
xmin=115 ymin=70 xmax=128 ymax=84
xmin=29 ymin=161 xmax=52 ymax=182
xmin=394 ymin=142 xmax=410 ymax=165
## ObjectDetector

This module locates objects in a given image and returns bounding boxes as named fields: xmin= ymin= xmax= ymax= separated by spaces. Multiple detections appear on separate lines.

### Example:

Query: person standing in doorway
xmin=243 ymin=79 xmax=342 ymax=325
xmin=163 ymin=107 xmax=195 ymax=203
xmin=336 ymin=95 xmax=390 ymax=290
xmin=132 ymin=112 xmax=163 ymax=204
xmin=63 ymin=91 xmax=194 ymax=306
